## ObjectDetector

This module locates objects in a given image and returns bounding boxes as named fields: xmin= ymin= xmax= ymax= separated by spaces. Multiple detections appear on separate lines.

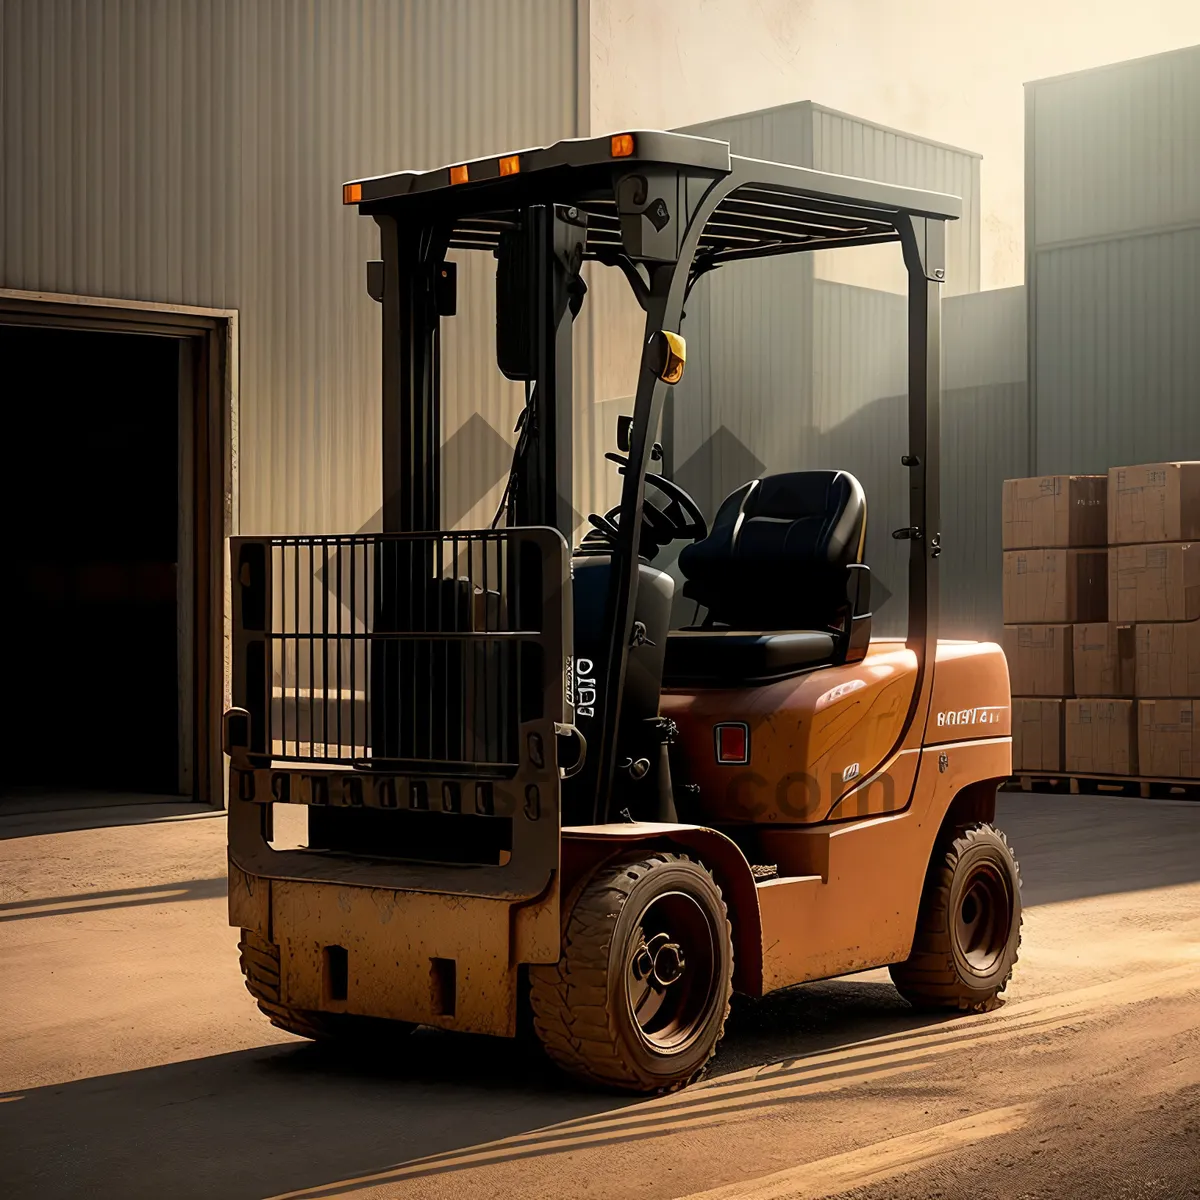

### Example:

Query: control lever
xmin=892 ymin=526 xmax=923 ymax=541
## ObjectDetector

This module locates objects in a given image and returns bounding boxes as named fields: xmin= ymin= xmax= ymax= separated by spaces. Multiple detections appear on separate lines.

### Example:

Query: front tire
xmin=529 ymin=852 xmax=734 ymax=1093
xmin=890 ymin=823 xmax=1022 ymax=1012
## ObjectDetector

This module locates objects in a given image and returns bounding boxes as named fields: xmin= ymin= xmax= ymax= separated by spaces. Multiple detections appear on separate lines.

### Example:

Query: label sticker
xmin=936 ymin=705 xmax=1006 ymax=728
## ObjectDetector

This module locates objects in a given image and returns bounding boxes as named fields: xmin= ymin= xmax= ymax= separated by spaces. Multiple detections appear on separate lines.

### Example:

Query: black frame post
xmin=509 ymin=205 xmax=586 ymax=540
xmin=378 ymin=216 xmax=443 ymax=534
xmin=898 ymin=213 xmax=946 ymax=740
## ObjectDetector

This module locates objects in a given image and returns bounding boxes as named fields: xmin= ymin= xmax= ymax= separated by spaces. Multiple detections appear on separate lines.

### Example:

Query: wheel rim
xmin=954 ymin=862 xmax=1012 ymax=975
xmin=624 ymin=890 xmax=719 ymax=1054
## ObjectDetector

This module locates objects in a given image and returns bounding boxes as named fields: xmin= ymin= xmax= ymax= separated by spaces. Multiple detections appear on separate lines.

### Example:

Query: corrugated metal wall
xmin=1028 ymin=46 xmax=1200 ymax=248
xmin=941 ymin=286 xmax=1028 ymax=641
xmin=1027 ymin=46 xmax=1200 ymax=478
xmin=676 ymin=101 xmax=982 ymax=296
xmin=0 ymin=0 xmax=582 ymax=536
xmin=1032 ymin=230 xmax=1200 ymax=474
xmin=809 ymin=105 xmax=982 ymax=297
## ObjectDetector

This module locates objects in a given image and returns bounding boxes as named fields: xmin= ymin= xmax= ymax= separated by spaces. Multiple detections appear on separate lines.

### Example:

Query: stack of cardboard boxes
xmin=1004 ymin=463 xmax=1200 ymax=780
xmin=1109 ymin=462 xmax=1200 ymax=779
xmin=1003 ymin=475 xmax=1108 ymax=774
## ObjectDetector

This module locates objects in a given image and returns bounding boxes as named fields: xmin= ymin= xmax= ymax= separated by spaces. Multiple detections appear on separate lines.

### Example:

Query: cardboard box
xmin=1138 ymin=699 xmax=1200 ymax=779
xmin=1003 ymin=625 xmax=1073 ymax=696
xmin=1109 ymin=462 xmax=1200 ymax=545
xmin=1134 ymin=621 xmax=1200 ymax=698
xmin=1012 ymin=698 xmax=1064 ymax=772
xmin=1003 ymin=549 xmax=1107 ymax=624
xmin=1065 ymin=699 xmax=1137 ymax=776
xmin=1073 ymin=623 xmax=1135 ymax=697
xmin=1002 ymin=475 xmax=1107 ymax=549
xmin=1108 ymin=543 xmax=1200 ymax=623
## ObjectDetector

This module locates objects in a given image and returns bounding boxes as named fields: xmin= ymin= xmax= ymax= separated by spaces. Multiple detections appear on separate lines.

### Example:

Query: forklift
xmin=224 ymin=130 xmax=1021 ymax=1093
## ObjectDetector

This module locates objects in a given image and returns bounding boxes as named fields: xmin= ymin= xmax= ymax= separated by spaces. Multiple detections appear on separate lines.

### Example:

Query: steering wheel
xmin=583 ymin=454 xmax=708 ymax=560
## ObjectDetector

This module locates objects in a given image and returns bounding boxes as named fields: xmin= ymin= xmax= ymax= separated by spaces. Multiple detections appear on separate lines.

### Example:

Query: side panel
xmin=662 ymin=639 xmax=1011 ymax=826
xmin=757 ymin=739 xmax=1010 ymax=991
xmin=928 ymin=640 xmax=1013 ymax=741
xmin=661 ymin=643 xmax=918 ymax=824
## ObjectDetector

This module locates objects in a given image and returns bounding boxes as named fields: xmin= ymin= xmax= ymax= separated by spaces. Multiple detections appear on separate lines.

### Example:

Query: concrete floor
xmin=1 ymin=794 xmax=1198 ymax=1199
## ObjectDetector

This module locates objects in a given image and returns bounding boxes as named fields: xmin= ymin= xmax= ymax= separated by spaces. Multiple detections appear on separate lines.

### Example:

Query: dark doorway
xmin=2 ymin=325 xmax=184 ymax=794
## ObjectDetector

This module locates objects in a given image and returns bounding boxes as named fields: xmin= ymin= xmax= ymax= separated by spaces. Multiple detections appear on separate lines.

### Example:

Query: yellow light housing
xmin=449 ymin=164 xmax=469 ymax=185
xmin=611 ymin=133 xmax=635 ymax=158
xmin=648 ymin=329 xmax=686 ymax=384
xmin=342 ymin=182 xmax=362 ymax=204
xmin=499 ymin=154 xmax=521 ymax=176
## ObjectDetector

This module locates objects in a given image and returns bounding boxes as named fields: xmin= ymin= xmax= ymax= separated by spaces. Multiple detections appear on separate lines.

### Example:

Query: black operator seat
xmin=662 ymin=470 xmax=873 ymax=686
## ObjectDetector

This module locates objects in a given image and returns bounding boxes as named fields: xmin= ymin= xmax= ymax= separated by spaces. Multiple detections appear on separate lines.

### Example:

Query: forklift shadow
xmin=714 ymin=973 xmax=956 ymax=1078
xmin=0 ymin=977 xmax=944 ymax=1200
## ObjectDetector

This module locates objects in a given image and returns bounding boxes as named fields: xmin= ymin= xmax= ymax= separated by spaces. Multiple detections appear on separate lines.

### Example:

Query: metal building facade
xmin=941 ymin=286 xmax=1028 ymax=640
xmin=0 ymin=0 xmax=585 ymax=536
xmin=1026 ymin=45 xmax=1200 ymax=474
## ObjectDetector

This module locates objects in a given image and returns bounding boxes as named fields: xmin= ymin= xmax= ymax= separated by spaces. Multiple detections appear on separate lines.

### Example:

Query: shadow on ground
xmin=3 ymin=792 xmax=1197 ymax=1197
xmin=0 ymin=878 xmax=227 ymax=921
xmin=996 ymin=792 xmax=1200 ymax=905
xmin=1 ymin=979 xmax=945 ymax=1200
xmin=0 ymin=790 xmax=221 ymax=839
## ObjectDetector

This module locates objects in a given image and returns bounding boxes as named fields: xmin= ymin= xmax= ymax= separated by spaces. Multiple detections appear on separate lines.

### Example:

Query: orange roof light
xmin=611 ymin=133 xmax=635 ymax=158
xmin=499 ymin=154 xmax=521 ymax=176
xmin=342 ymin=182 xmax=362 ymax=204
xmin=449 ymin=164 xmax=469 ymax=185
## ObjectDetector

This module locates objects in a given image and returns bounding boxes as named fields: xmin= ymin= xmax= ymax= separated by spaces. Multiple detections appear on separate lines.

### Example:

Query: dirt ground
xmin=1 ymin=793 xmax=1197 ymax=1200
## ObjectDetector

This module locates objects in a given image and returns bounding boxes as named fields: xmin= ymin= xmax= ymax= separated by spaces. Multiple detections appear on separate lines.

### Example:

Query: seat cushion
xmin=662 ymin=630 xmax=836 ymax=686
xmin=677 ymin=470 xmax=866 ymax=631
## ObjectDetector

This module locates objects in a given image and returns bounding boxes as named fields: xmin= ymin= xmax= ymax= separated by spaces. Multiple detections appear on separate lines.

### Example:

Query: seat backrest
xmin=678 ymin=469 xmax=866 ymax=629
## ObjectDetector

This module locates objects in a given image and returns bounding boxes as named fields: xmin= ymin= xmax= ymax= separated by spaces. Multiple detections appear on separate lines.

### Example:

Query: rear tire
xmin=238 ymin=929 xmax=416 ymax=1044
xmin=529 ymin=852 xmax=734 ymax=1093
xmin=890 ymin=823 xmax=1022 ymax=1013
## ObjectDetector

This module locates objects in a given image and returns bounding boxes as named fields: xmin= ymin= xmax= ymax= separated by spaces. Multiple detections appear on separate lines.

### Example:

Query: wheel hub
xmin=624 ymin=890 xmax=719 ymax=1053
xmin=634 ymin=931 xmax=687 ymax=988
xmin=954 ymin=863 xmax=1012 ymax=975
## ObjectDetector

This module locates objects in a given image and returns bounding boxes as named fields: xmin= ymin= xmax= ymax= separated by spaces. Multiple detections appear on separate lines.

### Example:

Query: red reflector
xmin=715 ymin=723 xmax=749 ymax=764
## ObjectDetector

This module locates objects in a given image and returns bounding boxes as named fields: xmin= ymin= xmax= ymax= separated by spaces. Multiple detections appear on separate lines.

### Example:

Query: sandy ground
xmin=1 ymin=794 xmax=1197 ymax=1199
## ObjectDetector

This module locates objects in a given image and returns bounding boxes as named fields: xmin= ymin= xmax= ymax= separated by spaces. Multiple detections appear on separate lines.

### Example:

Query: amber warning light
xmin=499 ymin=155 xmax=521 ymax=176
xmin=715 ymin=723 xmax=749 ymax=765
xmin=611 ymin=133 xmax=635 ymax=158
xmin=342 ymin=183 xmax=362 ymax=205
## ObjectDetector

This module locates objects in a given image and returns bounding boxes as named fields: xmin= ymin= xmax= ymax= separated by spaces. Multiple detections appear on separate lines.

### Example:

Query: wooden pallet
xmin=1004 ymin=772 xmax=1200 ymax=800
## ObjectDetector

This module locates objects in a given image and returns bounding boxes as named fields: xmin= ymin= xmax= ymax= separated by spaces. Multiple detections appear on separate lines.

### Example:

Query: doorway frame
xmin=0 ymin=288 xmax=238 ymax=808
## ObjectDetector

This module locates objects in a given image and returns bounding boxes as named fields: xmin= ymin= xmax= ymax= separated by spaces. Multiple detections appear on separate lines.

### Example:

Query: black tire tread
xmin=890 ymin=823 xmax=1022 ymax=1013
xmin=528 ymin=852 xmax=733 ymax=1093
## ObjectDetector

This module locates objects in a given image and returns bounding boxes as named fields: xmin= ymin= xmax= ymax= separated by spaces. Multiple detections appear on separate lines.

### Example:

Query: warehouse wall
xmin=0 ymin=0 xmax=584 ymax=536
xmin=1027 ymin=45 xmax=1200 ymax=248
xmin=941 ymin=286 xmax=1029 ymax=641
xmin=1027 ymin=46 xmax=1200 ymax=478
